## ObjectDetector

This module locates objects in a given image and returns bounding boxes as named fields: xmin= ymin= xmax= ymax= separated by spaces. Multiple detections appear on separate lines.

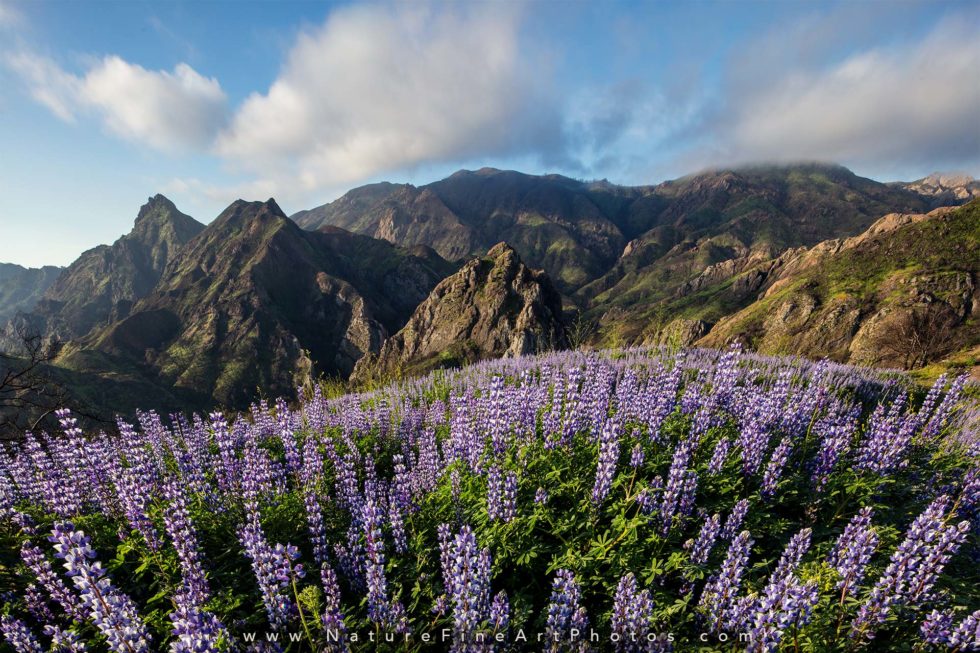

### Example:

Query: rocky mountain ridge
xmin=54 ymin=199 xmax=454 ymax=410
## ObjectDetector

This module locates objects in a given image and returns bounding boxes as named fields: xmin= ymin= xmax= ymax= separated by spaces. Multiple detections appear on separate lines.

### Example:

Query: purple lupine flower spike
xmin=49 ymin=522 xmax=152 ymax=652
xmin=851 ymin=496 xmax=970 ymax=641
xmin=592 ymin=416 xmax=622 ymax=506
xmin=545 ymin=569 xmax=589 ymax=652
xmin=828 ymin=507 xmax=878 ymax=596
xmin=699 ymin=530 xmax=754 ymax=632
xmin=0 ymin=616 xmax=42 ymax=653
xmin=611 ymin=572 xmax=655 ymax=652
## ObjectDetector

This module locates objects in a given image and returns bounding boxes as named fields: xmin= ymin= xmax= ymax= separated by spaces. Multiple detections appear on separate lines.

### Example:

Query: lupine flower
xmin=771 ymin=528 xmax=812 ymax=583
xmin=948 ymin=610 xmax=980 ymax=650
xmin=489 ymin=591 xmax=510 ymax=633
xmin=49 ymin=522 xmax=152 ymax=652
xmin=851 ymin=496 xmax=970 ymax=640
xmin=629 ymin=443 xmax=645 ymax=469
xmin=811 ymin=415 xmax=855 ymax=492
xmin=687 ymin=513 xmax=722 ymax=566
xmin=746 ymin=575 xmax=819 ymax=653
xmin=161 ymin=478 xmax=210 ymax=607
xmin=660 ymin=437 xmax=696 ymax=533
xmin=209 ymin=412 xmax=239 ymax=495
xmin=923 ymin=374 xmax=967 ymax=439
xmin=238 ymin=518 xmax=302 ymax=630
xmin=854 ymin=394 xmax=918 ymax=475
xmin=707 ymin=437 xmax=731 ymax=475
xmin=487 ymin=376 xmax=509 ymax=456
xmin=360 ymin=483 xmax=391 ymax=626
xmin=168 ymin=594 xmax=228 ymax=653
xmin=500 ymin=472 xmax=518 ymax=522
xmin=320 ymin=564 xmax=349 ymax=651
xmin=700 ymin=530 xmax=754 ymax=632
xmin=920 ymin=610 xmax=955 ymax=646
xmin=535 ymin=487 xmax=549 ymax=505
xmin=592 ymin=416 xmax=622 ymax=506
xmin=545 ymin=569 xmax=589 ymax=652
xmin=760 ymin=436 xmax=793 ymax=499
xmin=24 ymin=583 xmax=54 ymax=622
xmin=44 ymin=625 xmax=88 ymax=653
xmin=611 ymin=573 xmax=655 ymax=652
xmin=828 ymin=507 xmax=878 ymax=595
xmin=440 ymin=525 xmax=492 ymax=651
xmin=721 ymin=499 xmax=750 ymax=540
xmin=1 ymin=616 xmax=42 ymax=653
xmin=21 ymin=542 xmax=84 ymax=621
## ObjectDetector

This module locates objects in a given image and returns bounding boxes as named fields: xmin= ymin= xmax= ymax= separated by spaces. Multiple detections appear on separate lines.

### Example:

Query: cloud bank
xmin=685 ymin=15 xmax=980 ymax=174
xmin=5 ymin=2 xmax=979 ymax=203
xmin=5 ymin=53 xmax=227 ymax=153
xmin=215 ymin=3 xmax=565 ymax=190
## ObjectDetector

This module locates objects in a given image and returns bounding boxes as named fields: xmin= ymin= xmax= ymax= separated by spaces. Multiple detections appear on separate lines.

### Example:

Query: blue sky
xmin=1 ymin=0 xmax=978 ymax=267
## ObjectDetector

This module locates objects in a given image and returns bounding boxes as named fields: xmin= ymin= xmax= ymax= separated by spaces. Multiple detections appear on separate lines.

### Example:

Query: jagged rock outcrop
xmin=352 ymin=243 xmax=566 ymax=382
xmin=5 ymin=195 xmax=205 ymax=346
xmin=644 ymin=319 xmax=712 ymax=348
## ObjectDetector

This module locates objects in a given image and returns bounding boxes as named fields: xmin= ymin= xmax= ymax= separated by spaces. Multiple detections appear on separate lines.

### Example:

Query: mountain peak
xmin=486 ymin=241 xmax=518 ymax=258
xmin=213 ymin=198 xmax=289 ymax=231
xmin=134 ymin=194 xmax=179 ymax=225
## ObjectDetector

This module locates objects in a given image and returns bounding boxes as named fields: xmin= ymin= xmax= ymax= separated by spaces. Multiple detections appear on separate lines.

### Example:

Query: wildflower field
xmin=1 ymin=346 xmax=978 ymax=652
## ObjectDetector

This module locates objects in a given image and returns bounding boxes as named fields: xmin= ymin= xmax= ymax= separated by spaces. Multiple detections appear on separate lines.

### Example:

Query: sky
xmin=0 ymin=0 xmax=978 ymax=267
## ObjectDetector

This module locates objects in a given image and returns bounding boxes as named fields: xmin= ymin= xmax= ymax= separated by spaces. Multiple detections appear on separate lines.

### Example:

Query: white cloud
xmin=6 ymin=52 xmax=82 ymax=121
xmin=710 ymin=16 xmax=980 ymax=171
xmin=5 ymin=52 xmax=227 ymax=153
xmin=83 ymin=56 xmax=226 ymax=152
xmin=215 ymin=3 xmax=566 ymax=192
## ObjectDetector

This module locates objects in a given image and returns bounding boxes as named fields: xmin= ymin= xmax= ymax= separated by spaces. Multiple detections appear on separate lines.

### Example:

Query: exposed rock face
xmin=645 ymin=319 xmax=712 ymax=347
xmin=7 ymin=195 xmax=204 ymax=344
xmin=0 ymin=264 xmax=62 ymax=325
xmin=352 ymin=243 xmax=566 ymax=382
xmin=894 ymin=173 xmax=980 ymax=206
xmin=62 ymin=199 xmax=452 ymax=409
xmin=700 ymin=201 xmax=980 ymax=370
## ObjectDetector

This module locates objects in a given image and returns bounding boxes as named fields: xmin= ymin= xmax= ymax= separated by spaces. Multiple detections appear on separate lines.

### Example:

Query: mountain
xmin=294 ymin=165 xmax=936 ymax=311
xmin=352 ymin=242 xmax=565 ymax=383
xmin=0 ymin=263 xmax=62 ymax=324
xmin=58 ymin=199 xmax=453 ymax=409
xmin=891 ymin=173 xmax=980 ymax=206
xmin=696 ymin=200 xmax=979 ymax=371
xmin=6 ymin=195 xmax=205 ymax=345
xmin=294 ymin=168 xmax=651 ymax=292
xmin=580 ymin=164 xmax=945 ymax=342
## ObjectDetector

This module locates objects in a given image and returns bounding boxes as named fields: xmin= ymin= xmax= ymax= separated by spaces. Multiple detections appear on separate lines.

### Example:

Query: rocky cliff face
xmin=0 ymin=263 xmax=62 ymax=325
xmin=61 ymin=199 xmax=452 ymax=409
xmin=352 ymin=243 xmax=566 ymax=382
xmin=9 ymin=195 xmax=204 ymax=344
xmin=698 ymin=202 xmax=980 ymax=371
xmin=893 ymin=173 xmax=980 ymax=206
